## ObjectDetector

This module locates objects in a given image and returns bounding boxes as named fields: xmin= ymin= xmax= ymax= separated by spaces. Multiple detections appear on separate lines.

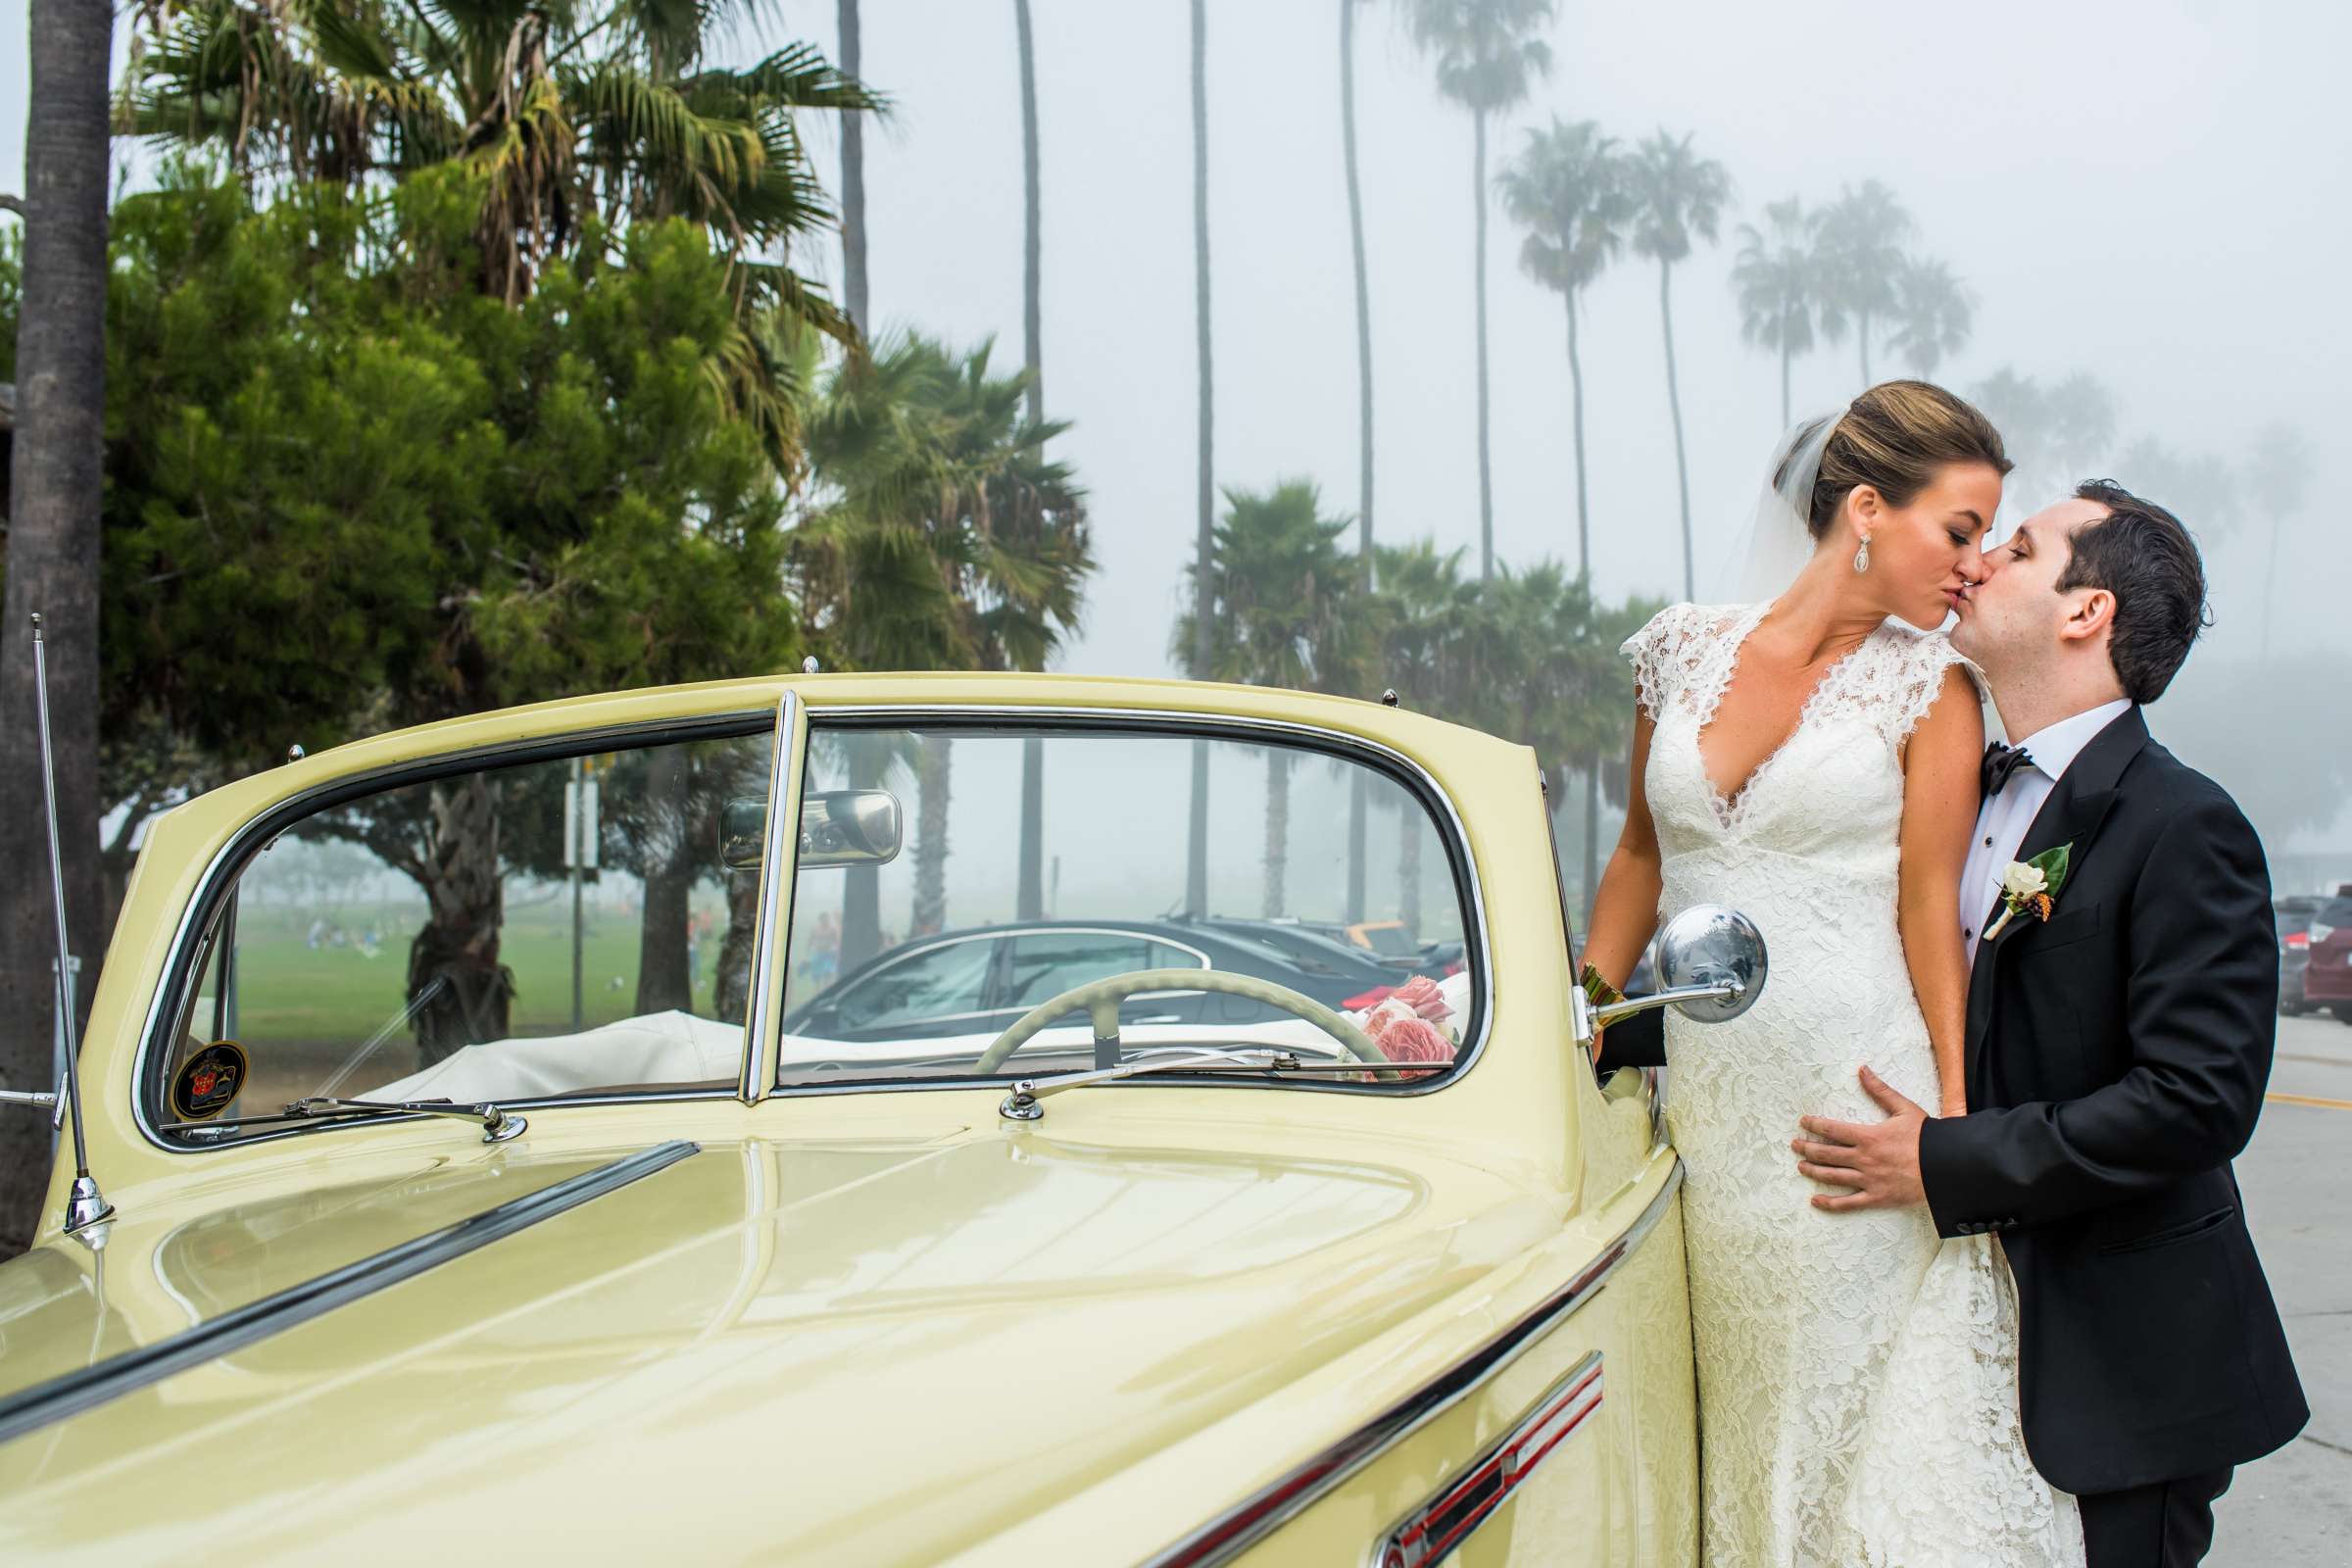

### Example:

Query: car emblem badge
xmin=172 ymin=1041 xmax=250 ymax=1121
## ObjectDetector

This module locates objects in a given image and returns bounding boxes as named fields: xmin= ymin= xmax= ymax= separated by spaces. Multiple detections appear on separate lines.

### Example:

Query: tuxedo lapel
xmin=1963 ymin=708 xmax=2149 ymax=1082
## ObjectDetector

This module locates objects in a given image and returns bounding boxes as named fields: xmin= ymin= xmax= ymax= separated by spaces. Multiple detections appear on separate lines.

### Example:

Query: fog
xmin=5 ymin=0 xmax=2346 ymax=875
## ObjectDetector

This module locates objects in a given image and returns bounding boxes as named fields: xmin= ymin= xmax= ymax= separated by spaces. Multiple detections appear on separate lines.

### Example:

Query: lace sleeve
xmin=1621 ymin=604 xmax=1695 ymax=721
xmin=1884 ymin=631 xmax=1984 ymax=751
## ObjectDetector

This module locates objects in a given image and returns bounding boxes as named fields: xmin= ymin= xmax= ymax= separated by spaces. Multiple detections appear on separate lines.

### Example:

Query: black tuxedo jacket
xmin=1918 ymin=706 xmax=2306 ymax=1495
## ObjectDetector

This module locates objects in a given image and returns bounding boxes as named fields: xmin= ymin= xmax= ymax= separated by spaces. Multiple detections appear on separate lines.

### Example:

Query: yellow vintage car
xmin=0 ymin=673 xmax=1764 ymax=1564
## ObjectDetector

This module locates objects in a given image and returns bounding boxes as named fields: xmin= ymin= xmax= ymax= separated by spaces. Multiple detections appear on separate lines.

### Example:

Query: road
xmin=2211 ymin=1008 xmax=2352 ymax=1565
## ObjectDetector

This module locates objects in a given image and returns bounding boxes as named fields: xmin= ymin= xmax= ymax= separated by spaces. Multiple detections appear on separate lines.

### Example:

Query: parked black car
xmin=784 ymin=917 xmax=1418 ymax=1046
xmin=2277 ymin=896 xmax=2323 ymax=1017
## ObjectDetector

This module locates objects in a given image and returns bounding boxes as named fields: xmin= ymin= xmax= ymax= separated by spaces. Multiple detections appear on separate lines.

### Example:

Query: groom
xmin=1789 ymin=481 xmax=2307 ymax=1567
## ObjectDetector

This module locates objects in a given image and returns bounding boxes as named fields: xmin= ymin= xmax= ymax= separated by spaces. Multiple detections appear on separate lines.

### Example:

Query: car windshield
xmin=153 ymin=723 xmax=775 ymax=1141
xmin=775 ymin=722 xmax=1480 ymax=1089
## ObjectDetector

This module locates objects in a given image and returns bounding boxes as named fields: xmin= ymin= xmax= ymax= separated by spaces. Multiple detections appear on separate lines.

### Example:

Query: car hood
xmin=0 ymin=1127 xmax=1563 ymax=1564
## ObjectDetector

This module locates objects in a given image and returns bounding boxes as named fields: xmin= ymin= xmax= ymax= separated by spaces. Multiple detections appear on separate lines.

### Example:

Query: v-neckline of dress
xmin=1693 ymin=602 xmax=1884 ymax=832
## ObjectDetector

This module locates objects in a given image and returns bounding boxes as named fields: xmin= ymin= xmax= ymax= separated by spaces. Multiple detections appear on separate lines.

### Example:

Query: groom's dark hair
xmin=2061 ymin=480 xmax=2212 ymax=703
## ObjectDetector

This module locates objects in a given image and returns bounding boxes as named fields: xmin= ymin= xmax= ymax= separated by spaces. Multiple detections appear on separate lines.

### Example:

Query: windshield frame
xmin=767 ymin=702 xmax=1493 ymax=1102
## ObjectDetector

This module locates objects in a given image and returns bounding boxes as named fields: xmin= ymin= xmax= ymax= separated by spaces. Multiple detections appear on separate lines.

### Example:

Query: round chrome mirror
xmin=1653 ymin=904 xmax=1768 ymax=1023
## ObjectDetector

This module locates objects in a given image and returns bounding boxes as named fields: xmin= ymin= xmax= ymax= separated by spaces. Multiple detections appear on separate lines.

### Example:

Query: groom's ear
xmin=2059 ymin=587 xmax=2116 ymax=646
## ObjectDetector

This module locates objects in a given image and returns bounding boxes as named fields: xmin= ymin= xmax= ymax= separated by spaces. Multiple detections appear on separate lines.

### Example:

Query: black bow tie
xmin=1982 ymin=742 xmax=2035 ymax=799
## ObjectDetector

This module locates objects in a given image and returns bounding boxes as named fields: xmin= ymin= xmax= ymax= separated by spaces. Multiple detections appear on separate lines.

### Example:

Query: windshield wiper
xmin=160 ymin=1096 xmax=527 ymax=1144
xmin=997 ymin=1047 xmax=1441 ymax=1122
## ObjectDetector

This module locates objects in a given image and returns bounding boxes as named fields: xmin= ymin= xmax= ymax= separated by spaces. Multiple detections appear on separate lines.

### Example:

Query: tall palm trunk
xmin=1185 ymin=0 xmax=1214 ymax=916
xmin=1397 ymin=803 xmax=1422 ymax=932
xmin=633 ymin=745 xmax=695 ymax=1014
xmin=1857 ymin=310 xmax=1872 ymax=386
xmin=838 ymin=0 xmax=868 ymax=328
xmin=1778 ymin=320 xmax=1792 ymax=429
xmin=1340 ymin=0 xmax=1372 ymax=923
xmin=1565 ymin=292 xmax=1590 ymax=579
xmin=915 ymin=734 xmax=953 ymax=934
xmin=1473 ymin=108 xmax=1494 ymax=580
xmin=1659 ymin=260 xmax=1695 ymax=600
xmin=1262 ymin=749 xmax=1291 ymax=917
xmin=1582 ymin=760 xmax=1599 ymax=931
xmin=1015 ymin=0 xmax=1047 ymax=919
xmin=0 ymin=0 xmax=112 ymax=1252
xmin=841 ymin=737 xmax=885 ymax=971
xmin=2261 ymin=519 xmax=2281 ymax=660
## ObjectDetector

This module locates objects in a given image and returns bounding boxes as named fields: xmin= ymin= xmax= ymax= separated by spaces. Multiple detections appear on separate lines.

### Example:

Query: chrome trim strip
xmin=740 ymin=690 xmax=805 ymax=1102
xmin=129 ymin=710 xmax=781 ymax=1153
xmin=1139 ymin=1157 xmax=1682 ymax=1568
xmin=1372 ymin=1352 xmax=1604 ymax=1566
xmin=789 ymin=703 xmax=1494 ymax=1102
xmin=0 ymin=1140 xmax=700 ymax=1446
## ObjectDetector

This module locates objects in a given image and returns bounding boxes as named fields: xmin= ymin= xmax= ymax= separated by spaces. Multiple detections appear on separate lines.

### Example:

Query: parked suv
xmin=2277 ymin=896 xmax=2323 ymax=1017
xmin=2302 ymin=889 xmax=2352 ymax=1024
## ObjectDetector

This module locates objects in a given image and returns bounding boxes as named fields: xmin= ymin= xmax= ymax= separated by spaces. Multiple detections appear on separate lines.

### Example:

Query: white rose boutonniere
xmin=1984 ymin=844 xmax=2073 ymax=941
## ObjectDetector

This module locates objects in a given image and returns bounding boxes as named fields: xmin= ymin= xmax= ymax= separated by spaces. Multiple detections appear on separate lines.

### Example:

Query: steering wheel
xmin=971 ymin=968 xmax=1394 ymax=1075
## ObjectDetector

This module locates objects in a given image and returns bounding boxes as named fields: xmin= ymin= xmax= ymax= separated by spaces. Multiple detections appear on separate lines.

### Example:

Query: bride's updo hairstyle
xmin=1781 ymin=379 xmax=2011 ymax=540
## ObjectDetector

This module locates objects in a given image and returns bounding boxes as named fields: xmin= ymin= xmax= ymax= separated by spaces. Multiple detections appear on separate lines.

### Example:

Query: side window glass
xmin=1002 ymin=933 xmax=1159 ymax=1009
xmin=833 ymin=941 xmax=999 ymax=1032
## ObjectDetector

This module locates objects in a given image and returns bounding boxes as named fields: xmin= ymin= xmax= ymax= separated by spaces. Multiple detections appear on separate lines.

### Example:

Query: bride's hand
xmin=1939 ymin=1093 xmax=1967 ymax=1118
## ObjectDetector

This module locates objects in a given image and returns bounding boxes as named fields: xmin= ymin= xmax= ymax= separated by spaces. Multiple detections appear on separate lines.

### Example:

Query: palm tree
xmin=1404 ymin=0 xmax=1555 ymax=580
xmin=798 ymin=333 xmax=1095 ymax=953
xmin=839 ymin=0 xmax=869 ymax=328
xmin=1173 ymin=482 xmax=1366 ymax=916
xmin=1186 ymin=0 xmax=1215 ymax=915
xmin=1816 ymin=179 xmax=1912 ymax=385
xmin=0 ymin=0 xmax=113 ymax=1252
xmin=1498 ymin=118 xmax=1626 ymax=580
xmin=1626 ymin=129 xmax=1730 ymax=602
xmin=126 ymin=0 xmax=883 ymax=466
xmin=1338 ymin=0 xmax=1377 ymax=922
xmin=1014 ymin=0 xmax=1048 ymax=921
xmin=1732 ymin=196 xmax=1838 ymax=427
xmin=1884 ymin=256 xmax=1975 ymax=377
xmin=1969 ymin=368 xmax=2114 ymax=521
xmin=2247 ymin=423 xmax=2313 ymax=659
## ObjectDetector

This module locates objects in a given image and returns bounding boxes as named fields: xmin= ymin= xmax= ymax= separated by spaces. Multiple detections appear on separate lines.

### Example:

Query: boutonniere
xmin=1984 ymin=844 xmax=2073 ymax=941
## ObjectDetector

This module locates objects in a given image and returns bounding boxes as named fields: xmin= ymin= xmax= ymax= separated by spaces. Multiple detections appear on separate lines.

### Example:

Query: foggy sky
xmin=6 ymin=1 xmax=2347 ymax=850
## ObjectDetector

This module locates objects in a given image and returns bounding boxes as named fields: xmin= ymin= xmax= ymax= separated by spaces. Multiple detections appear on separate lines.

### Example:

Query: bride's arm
xmin=1896 ymin=664 xmax=1984 ymax=1117
xmin=1586 ymin=706 xmax=1662 ymax=1065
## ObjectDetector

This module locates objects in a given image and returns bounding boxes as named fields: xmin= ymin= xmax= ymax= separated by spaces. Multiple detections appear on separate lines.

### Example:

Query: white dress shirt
xmin=1960 ymin=699 xmax=2134 ymax=955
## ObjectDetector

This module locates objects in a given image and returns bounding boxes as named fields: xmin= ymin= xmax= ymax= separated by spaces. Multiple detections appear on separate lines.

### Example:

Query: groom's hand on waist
xmin=1792 ymin=1067 xmax=1929 ymax=1210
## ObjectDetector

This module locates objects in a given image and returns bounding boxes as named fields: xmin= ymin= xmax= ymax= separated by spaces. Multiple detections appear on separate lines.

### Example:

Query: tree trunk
xmin=1185 ymin=0 xmax=1213 ymax=915
xmin=0 ymin=0 xmax=114 ymax=1255
xmin=838 ymin=0 xmax=868 ymax=330
xmin=917 ymin=734 xmax=954 ymax=934
xmin=2261 ymin=517 xmax=2281 ymax=660
xmin=407 ymin=775 xmax=514 ymax=1066
xmin=714 ymin=867 xmax=760 ymax=1023
xmin=1858 ymin=308 xmax=1872 ymax=387
xmin=1582 ymin=757 xmax=1600 ymax=928
xmin=1566 ymin=290 xmax=1591 ymax=580
xmin=1473 ymin=108 xmax=1494 ymax=581
xmin=1016 ymin=0 xmax=1044 ymax=427
xmin=1779 ymin=327 xmax=1792 ymax=429
xmin=1397 ymin=801 xmax=1421 ymax=933
xmin=1340 ymin=0 xmax=1372 ymax=568
xmin=1262 ymin=749 xmax=1291 ymax=917
xmin=1660 ymin=262 xmax=1695 ymax=601
xmin=841 ymin=736 xmax=885 ymax=972
xmin=1347 ymin=769 xmax=1367 ymax=922
xmin=633 ymin=745 xmax=694 ymax=1015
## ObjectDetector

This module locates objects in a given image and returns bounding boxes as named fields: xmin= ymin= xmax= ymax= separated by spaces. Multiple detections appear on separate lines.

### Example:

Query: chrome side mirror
xmin=1650 ymin=904 xmax=1768 ymax=1023
xmin=1581 ymin=903 xmax=1769 ymax=1043
xmin=720 ymin=789 xmax=905 ymax=872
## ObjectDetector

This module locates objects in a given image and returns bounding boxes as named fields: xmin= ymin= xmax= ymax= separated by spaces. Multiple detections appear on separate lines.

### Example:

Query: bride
xmin=1585 ymin=380 xmax=2084 ymax=1566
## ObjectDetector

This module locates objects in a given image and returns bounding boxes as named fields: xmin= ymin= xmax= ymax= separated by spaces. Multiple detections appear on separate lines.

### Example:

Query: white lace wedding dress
xmin=1624 ymin=603 xmax=2083 ymax=1568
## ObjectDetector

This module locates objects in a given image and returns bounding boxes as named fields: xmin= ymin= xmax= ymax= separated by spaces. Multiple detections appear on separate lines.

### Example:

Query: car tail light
xmin=1342 ymin=985 xmax=1396 ymax=1011
xmin=2315 ymin=922 xmax=2338 ymax=944
xmin=2286 ymin=931 xmax=2310 ymax=950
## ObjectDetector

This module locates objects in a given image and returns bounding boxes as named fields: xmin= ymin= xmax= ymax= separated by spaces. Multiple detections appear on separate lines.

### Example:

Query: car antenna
xmin=29 ymin=614 xmax=115 ymax=1247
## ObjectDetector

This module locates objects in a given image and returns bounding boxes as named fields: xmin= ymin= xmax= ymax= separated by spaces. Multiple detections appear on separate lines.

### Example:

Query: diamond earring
xmin=1852 ymin=536 xmax=1872 ymax=574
